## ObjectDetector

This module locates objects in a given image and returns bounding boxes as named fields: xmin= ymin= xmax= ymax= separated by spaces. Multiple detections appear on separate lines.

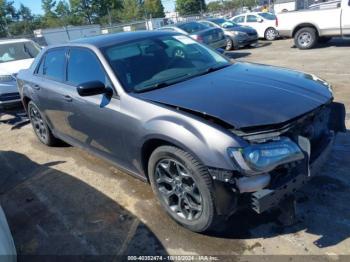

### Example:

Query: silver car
xmin=159 ymin=21 xmax=227 ymax=50
xmin=0 ymin=39 xmax=40 ymax=110
xmin=199 ymin=18 xmax=258 ymax=50
xmin=17 ymin=31 xmax=345 ymax=232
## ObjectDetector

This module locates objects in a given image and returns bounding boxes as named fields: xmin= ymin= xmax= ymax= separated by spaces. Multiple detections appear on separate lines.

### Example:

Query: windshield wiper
xmin=135 ymin=73 xmax=191 ymax=93
xmin=197 ymin=64 xmax=230 ymax=77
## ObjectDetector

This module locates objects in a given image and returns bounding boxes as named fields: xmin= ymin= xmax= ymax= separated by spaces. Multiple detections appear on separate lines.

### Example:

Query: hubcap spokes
xmin=155 ymin=159 xmax=202 ymax=221
xmin=30 ymin=107 xmax=47 ymax=141
xmin=298 ymin=33 xmax=312 ymax=47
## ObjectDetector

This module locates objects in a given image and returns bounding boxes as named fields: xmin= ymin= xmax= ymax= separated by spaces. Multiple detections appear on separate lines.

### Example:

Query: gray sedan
xmin=199 ymin=18 xmax=258 ymax=50
xmin=159 ymin=21 xmax=227 ymax=50
xmin=17 ymin=31 xmax=345 ymax=232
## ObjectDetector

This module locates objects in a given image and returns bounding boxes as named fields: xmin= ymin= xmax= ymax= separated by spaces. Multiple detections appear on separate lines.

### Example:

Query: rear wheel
xmin=294 ymin=27 xmax=318 ymax=50
xmin=28 ymin=101 xmax=59 ymax=146
xmin=148 ymin=146 xmax=218 ymax=232
xmin=265 ymin=27 xmax=278 ymax=41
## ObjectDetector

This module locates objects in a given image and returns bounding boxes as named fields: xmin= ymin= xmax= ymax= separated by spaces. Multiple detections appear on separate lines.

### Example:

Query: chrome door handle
xmin=63 ymin=95 xmax=73 ymax=102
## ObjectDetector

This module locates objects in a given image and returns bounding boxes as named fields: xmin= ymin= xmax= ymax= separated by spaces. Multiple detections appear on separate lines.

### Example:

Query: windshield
xmin=0 ymin=41 xmax=40 ymax=63
xmin=103 ymin=34 xmax=231 ymax=93
xmin=212 ymin=19 xmax=238 ymax=28
xmin=258 ymin=13 xmax=276 ymax=20
xmin=177 ymin=22 xmax=208 ymax=34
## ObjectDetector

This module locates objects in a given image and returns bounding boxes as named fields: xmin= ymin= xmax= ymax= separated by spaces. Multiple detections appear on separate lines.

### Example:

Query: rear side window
xmin=178 ymin=22 xmax=208 ymax=34
xmin=67 ymin=48 xmax=107 ymax=86
xmin=38 ymin=49 xmax=66 ymax=81
xmin=247 ymin=15 xmax=259 ymax=23
xmin=233 ymin=16 xmax=245 ymax=23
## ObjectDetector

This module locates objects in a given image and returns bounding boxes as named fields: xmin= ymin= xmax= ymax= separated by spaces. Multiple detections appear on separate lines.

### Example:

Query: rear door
xmin=341 ymin=0 xmax=350 ymax=36
xmin=246 ymin=14 xmax=265 ymax=37
xmin=33 ymin=48 xmax=73 ymax=136
xmin=63 ymin=47 xmax=126 ymax=164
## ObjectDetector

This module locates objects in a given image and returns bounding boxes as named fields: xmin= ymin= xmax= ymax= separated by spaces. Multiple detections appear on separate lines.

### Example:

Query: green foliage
xmin=144 ymin=0 xmax=165 ymax=18
xmin=175 ymin=0 xmax=206 ymax=16
xmin=206 ymin=1 xmax=222 ymax=12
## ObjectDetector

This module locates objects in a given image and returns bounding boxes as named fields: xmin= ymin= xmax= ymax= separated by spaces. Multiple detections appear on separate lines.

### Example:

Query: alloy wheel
xmin=29 ymin=106 xmax=47 ymax=142
xmin=266 ymin=29 xmax=276 ymax=41
xmin=155 ymin=159 xmax=202 ymax=221
xmin=298 ymin=32 xmax=312 ymax=48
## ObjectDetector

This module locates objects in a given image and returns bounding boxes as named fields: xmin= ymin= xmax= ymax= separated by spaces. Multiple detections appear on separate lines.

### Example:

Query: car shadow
xmin=225 ymin=52 xmax=251 ymax=59
xmin=209 ymin=131 xmax=350 ymax=249
xmin=0 ymin=150 xmax=168 ymax=257
xmin=0 ymin=108 xmax=29 ymax=130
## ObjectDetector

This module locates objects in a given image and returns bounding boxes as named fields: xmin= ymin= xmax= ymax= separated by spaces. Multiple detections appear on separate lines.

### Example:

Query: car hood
xmin=0 ymin=58 xmax=34 ymax=75
xmin=134 ymin=62 xmax=332 ymax=129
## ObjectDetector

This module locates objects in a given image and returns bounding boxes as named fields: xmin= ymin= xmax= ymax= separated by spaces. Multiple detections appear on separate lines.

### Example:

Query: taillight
xmin=193 ymin=35 xmax=204 ymax=43
xmin=276 ymin=17 xmax=279 ymax=27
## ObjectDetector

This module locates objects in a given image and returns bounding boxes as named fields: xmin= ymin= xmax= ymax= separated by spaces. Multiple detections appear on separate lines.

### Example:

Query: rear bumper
xmin=251 ymin=133 xmax=334 ymax=214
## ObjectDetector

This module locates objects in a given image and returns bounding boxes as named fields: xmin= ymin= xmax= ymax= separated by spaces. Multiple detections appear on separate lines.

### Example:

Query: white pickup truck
xmin=277 ymin=0 xmax=350 ymax=49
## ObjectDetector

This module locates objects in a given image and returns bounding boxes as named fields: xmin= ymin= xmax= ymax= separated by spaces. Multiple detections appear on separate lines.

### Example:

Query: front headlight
xmin=310 ymin=74 xmax=333 ymax=94
xmin=233 ymin=31 xmax=248 ymax=37
xmin=228 ymin=137 xmax=304 ymax=175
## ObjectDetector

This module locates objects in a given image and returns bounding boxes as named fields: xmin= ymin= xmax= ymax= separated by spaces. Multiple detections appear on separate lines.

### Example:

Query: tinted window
xmin=258 ymin=13 xmax=276 ymax=20
xmin=200 ymin=21 xmax=215 ymax=28
xmin=0 ymin=41 xmax=40 ymax=63
xmin=103 ymin=34 xmax=230 ymax=93
xmin=41 ymin=49 xmax=66 ymax=81
xmin=233 ymin=16 xmax=245 ymax=23
xmin=247 ymin=15 xmax=258 ymax=22
xmin=67 ymin=48 xmax=107 ymax=86
xmin=178 ymin=22 xmax=208 ymax=34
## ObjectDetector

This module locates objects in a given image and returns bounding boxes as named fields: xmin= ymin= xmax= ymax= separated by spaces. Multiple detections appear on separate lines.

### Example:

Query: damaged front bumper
xmin=251 ymin=132 xmax=334 ymax=214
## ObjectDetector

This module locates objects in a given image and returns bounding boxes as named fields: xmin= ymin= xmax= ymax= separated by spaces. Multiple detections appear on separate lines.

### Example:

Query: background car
xmin=0 ymin=206 xmax=16 ymax=262
xmin=230 ymin=12 xmax=279 ymax=41
xmin=0 ymin=39 xmax=40 ymax=110
xmin=159 ymin=21 xmax=227 ymax=50
xmin=199 ymin=18 xmax=258 ymax=50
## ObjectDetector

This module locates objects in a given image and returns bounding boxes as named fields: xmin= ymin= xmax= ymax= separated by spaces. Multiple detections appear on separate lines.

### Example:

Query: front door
xmin=62 ymin=47 xmax=127 ymax=165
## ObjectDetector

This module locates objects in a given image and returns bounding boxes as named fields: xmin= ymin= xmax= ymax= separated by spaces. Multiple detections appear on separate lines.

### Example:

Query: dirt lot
xmin=1 ymin=38 xmax=350 ymax=260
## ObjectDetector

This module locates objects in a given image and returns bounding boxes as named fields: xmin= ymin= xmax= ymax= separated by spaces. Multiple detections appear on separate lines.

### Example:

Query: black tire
xmin=28 ymin=101 xmax=59 ymax=146
xmin=294 ymin=27 xmax=318 ymax=50
xmin=264 ymin=27 xmax=278 ymax=41
xmin=148 ymin=145 xmax=218 ymax=232
xmin=225 ymin=38 xmax=234 ymax=51
xmin=318 ymin=37 xmax=332 ymax=44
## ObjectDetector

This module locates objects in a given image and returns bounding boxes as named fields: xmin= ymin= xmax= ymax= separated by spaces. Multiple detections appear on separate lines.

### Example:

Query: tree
xmin=42 ymin=0 xmax=57 ymax=17
xmin=206 ymin=1 xmax=222 ymax=12
xmin=144 ymin=0 xmax=164 ymax=18
xmin=55 ymin=0 xmax=70 ymax=25
xmin=175 ymin=0 xmax=206 ymax=16
xmin=119 ymin=0 xmax=143 ymax=21
xmin=70 ymin=0 xmax=96 ymax=24
xmin=0 ymin=0 xmax=17 ymax=37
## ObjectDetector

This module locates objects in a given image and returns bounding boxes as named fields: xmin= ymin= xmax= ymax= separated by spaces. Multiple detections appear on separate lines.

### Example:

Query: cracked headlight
xmin=228 ymin=137 xmax=304 ymax=175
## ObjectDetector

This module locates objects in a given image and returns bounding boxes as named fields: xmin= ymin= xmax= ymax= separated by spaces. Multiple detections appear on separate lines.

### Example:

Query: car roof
xmin=0 ymin=38 xmax=32 ymax=45
xmin=68 ymin=30 xmax=177 ymax=48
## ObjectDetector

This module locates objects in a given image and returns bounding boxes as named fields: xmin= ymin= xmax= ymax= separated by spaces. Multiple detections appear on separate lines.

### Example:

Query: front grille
xmin=0 ymin=92 xmax=20 ymax=102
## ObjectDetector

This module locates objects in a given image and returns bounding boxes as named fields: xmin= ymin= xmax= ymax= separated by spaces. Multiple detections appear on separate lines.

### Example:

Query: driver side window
xmin=233 ymin=16 xmax=245 ymax=23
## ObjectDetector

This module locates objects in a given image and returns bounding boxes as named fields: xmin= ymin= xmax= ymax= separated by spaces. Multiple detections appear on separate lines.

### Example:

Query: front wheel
xmin=294 ymin=27 xmax=318 ymax=50
xmin=225 ymin=38 xmax=234 ymax=51
xmin=148 ymin=146 xmax=217 ymax=232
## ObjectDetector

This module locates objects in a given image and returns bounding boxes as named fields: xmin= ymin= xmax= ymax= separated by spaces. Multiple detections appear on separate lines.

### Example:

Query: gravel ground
xmin=0 ymin=38 xmax=349 ymax=260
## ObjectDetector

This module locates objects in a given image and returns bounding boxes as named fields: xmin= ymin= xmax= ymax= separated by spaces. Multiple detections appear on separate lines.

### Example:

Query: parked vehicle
xmin=0 ymin=39 xmax=40 ymax=110
xmin=0 ymin=206 xmax=16 ymax=262
xmin=198 ymin=18 xmax=258 ymax=50
xmin=17 ymin=31 xmax=346 ymax=232
xmin=274 ymin=0 xmax=296 ymax=13
xmin=159 ymin=21 xmax=227 ymax=49
xmin=230 ymin=12 xmax=279 ymax=40
xmin=277 ymin=0 xmax=350 ymax=49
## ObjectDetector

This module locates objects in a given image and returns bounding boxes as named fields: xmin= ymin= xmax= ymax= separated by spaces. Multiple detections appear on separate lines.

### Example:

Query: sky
xmin=13 ymin=0 xmax=179 ymax=14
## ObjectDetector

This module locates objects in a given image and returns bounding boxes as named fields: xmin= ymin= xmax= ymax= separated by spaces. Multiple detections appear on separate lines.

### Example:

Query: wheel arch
xmin=292 ymin=23 xmax=320 ymax=38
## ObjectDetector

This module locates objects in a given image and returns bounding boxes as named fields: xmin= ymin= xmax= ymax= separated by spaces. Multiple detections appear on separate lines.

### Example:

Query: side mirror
xmin=77 ymin=81 xmax=111 ymax=97
xmin=258 ymin=18 xmax=263 ymax=23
